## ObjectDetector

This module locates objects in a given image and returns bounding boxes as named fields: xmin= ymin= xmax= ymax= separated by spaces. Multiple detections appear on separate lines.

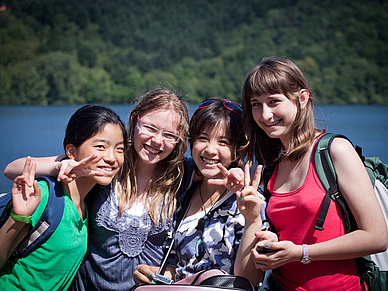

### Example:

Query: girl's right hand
xmin=11 ymin=157 xmax=41 ymax=217
xmin=208 ymin=163 xmax=244 ymax=193
xmin=56 ymin=153 xmax=104 ymax=183
xmin=133 ymin=264 xmax=161 ymax=286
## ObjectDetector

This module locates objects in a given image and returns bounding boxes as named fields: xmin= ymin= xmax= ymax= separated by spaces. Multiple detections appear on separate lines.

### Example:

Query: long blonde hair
xmin=116 ymin=89 xmax=189 ymax=223
xmin=242 ymin=58 xmax=322 ymax=164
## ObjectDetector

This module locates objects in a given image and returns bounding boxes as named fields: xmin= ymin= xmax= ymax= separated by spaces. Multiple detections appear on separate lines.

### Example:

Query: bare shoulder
xmin=329 ymin=137 xmax=357 ymax=160
xmin=330 ymin=137 xmax=366 ymax=178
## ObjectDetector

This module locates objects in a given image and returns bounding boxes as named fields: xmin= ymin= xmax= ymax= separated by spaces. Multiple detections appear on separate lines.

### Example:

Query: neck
xmin=199 ymin=179 xmax=228 ymax=206
xmin=135 ymin=163 xmax=157 ymax=196
xmin=64 ymin=178 xmax=96 ymax=219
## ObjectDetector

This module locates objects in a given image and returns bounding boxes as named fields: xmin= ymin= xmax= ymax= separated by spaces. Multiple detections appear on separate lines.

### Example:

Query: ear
xmin=299 ymin=89 xmax=310 ymax=110
xmin=65 ymin=144 xmax=77 ymax=159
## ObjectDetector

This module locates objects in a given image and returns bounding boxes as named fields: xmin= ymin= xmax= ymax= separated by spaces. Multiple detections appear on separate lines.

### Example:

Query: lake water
xmin=0 ymin=105 xmax=387 ymax=192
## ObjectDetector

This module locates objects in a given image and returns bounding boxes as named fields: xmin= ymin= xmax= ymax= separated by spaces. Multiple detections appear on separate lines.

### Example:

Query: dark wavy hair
xmin=63 ymin=104 xmax=127 ymax=152
xmin=189 ymin=100 xmax=246 ymax=169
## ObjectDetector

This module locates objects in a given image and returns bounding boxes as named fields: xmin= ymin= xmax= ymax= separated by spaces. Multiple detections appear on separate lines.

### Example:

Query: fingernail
xmin=150 ymin=273 xmax=154 ymax=278
xmin=152 ymin=281 xmax=156 ymax=285
xmin=264 ymin=243 xmax=269 ymax=248
xmin=240 ymin=196 xmax=243 ymax=202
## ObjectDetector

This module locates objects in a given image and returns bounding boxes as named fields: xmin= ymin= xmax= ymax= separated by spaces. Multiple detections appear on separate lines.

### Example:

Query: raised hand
xmin=208 ymin=163 xmax=244 ymax=193
xmin=11 ymin=157 xmax=41 ymax=218
xmin=56 ymin=153 xmax=104 ymax=183
xmin=236 ymin=163 xmax=263 ymax=224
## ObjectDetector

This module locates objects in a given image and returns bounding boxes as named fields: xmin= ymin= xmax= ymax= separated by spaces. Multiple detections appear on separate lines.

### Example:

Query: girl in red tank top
xmin=236 ymin=58 xmax=388 ymax=290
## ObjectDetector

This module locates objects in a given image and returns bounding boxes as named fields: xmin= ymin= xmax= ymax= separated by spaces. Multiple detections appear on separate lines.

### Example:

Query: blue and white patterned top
xmin=168 ymin=182 xmax=269 ymax=281
xmin=69 ymin=184 xmax=172 ymax=291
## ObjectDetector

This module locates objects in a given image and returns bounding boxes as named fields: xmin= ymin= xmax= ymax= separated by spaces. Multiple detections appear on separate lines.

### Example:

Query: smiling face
xmin=192 ymin=122 xmax=234 ymax=179
xmin=67 ymin=123 xmax=125 ymax=186
xmin=250 ymin=93 xmax=298 ymax=145
xmin=133 ymin=109 xmax=180 ymax=168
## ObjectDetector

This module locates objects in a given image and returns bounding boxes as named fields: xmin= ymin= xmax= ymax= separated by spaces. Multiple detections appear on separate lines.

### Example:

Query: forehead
xmin=141 ymin=109 xmax=180 ymax=130
xmin=201 ymin=120 xmax=227 ymax=136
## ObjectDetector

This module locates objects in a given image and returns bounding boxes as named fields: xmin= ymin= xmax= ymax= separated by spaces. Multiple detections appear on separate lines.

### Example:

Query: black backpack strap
xmin=12 ymin=176 xmax=65 ymax=258
xmin=158 ymin=181 xmax=198 ymax=275
xmin=314 ymin=133 xmax=355 ymax=232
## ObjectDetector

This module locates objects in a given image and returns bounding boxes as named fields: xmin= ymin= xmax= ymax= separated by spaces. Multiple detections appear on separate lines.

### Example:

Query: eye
xmin=197 ymin=134 xmax=208 ymax=141
xmin=116 ymin=145 xmax=124 ymax=153
xmin=163 ymin=132 xmax=179 ymax=142
xmin=95 ymin=144 xmax=106 ymax=150
xmin=251 ymin=101 xmax=262 ymax=107
xmin=219 ymin=139 xmax=230 ymax=146
xmin=143 ymin=124 xmax=158 ymax=134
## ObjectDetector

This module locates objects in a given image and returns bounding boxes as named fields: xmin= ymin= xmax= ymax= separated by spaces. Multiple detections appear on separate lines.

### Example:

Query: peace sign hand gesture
xmin=56 ymin=154 xmax=104 ymax=183
xmin=208 ymin=163 xmax=244 ymax=193
xmin=236 ymin=163 xmax=263 ymax=224
xmin=11 ymin=157 xmax=41 ymax=218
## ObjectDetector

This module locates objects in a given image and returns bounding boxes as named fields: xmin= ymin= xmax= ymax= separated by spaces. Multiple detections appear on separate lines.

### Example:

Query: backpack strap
xmin=11 ymin=176 xmax=65 ymax=259
xmin=158 ymin=180 xmax=198 ymax=275
xmin=314 ymin=133 xmax=355 ymax=232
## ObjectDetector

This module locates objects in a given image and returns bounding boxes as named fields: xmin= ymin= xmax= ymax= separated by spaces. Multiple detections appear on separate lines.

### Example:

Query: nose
xmin=151 ymin=131 xmax=164 ymax=144
xmin=205 ymin=141 xmax=218 ymax=155
xmin=103 ymin=148 xmax=116 ymax=163
xmin=261 ymin=104 xmax=273 ymax=121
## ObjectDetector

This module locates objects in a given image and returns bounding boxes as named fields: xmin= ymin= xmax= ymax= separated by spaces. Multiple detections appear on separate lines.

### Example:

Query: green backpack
xmin=314 ymin=133 xmax=388 ymax=291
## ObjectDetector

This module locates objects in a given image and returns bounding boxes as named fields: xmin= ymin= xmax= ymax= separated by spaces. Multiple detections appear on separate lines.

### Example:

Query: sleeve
xmin=30 ymin=180 xmax=50 ymax=228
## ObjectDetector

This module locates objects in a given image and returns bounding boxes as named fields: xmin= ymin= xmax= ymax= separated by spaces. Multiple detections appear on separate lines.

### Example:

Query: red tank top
xmin=266 ymin=139 xmax=363 ymax=291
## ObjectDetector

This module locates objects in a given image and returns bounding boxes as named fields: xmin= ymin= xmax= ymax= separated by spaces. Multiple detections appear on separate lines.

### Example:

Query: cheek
xmin=164 ymin=143 xmax=177 ymax=156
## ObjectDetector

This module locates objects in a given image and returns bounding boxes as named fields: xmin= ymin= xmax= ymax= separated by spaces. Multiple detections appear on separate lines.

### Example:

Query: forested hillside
xmin=1 ymin=0 xmax=387 ymax=105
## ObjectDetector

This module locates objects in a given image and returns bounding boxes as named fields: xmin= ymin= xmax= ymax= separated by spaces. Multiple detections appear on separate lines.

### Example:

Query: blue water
xmin=0 ymin=105 xmax=387 ymax=192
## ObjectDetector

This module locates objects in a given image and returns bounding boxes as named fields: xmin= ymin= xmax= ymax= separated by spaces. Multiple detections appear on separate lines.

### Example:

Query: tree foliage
xmin=0 ymin=0 xmax=387 ymax=105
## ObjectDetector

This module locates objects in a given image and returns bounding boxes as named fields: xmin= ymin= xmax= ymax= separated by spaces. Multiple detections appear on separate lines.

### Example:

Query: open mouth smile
xmin=144 ymin=144 xmax=162 ymax=154
xmin=201 ymin=157 xmax=219 ymax=165
xmin=265 ymin=119 xmax=281 ymax=127
xmin=97 ymin=166 xmax=115 ymax=173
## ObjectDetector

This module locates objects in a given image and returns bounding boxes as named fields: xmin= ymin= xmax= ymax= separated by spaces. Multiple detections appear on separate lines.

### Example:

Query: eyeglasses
xmin=197 ymin=99 xmax=242 ymax=116
xmin=137 ymin=116 xmax=180 ymax=144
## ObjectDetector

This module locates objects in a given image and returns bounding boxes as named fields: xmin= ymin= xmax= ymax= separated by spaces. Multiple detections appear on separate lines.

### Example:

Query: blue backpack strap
xmin=11 ymin=176 xmax=65 ymax=259
xmin=314 ymin=133 xmax=356 ymax=232
xmin=0 ymin=192 xmax=13 ymax=228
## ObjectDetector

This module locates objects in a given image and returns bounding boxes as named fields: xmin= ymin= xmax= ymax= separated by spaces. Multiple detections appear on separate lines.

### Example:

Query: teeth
xmin=144 ymin=144 xmax=161 ymax=154
xmin=266 ymin=119 xmax=281 ymax=126
xmin=99 ymin=167 xmax=113 ymax=172
xmin=202 ymin=157 xmax=218 ymax=165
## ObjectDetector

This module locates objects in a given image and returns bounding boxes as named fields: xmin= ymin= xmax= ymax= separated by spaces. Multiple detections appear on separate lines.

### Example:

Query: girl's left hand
xmin=237 ymin=163 xmax=263 ymax=224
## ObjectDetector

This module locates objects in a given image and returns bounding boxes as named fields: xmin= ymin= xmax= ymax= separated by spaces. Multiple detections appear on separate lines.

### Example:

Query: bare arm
xmin=4 ymin=154 xmax=103 ymax=183
xmin=0 ymin=158 xmax=40 ymax=267
xmin=4 ymin=156 xmax=64 ymax=181
xmin=234 ymin=164 xmax=264 ymax=286
xmin=252 ymin=138 xmax=388 ymax=270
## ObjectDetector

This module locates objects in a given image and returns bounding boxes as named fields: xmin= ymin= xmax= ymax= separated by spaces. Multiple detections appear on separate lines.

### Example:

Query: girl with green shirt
xmin=0 ymin=105 xmax=126 ymax=290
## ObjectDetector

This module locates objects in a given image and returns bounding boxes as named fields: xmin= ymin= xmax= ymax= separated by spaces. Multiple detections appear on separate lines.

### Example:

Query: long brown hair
xmin=242 ymin=58 xmax=322 ymax=164
xmin=116 ymin=89 xmax=189 ymax=223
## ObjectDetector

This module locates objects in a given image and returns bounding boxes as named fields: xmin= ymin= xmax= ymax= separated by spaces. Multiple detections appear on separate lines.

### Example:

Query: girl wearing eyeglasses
xmin=133 ymin=99 xmax=269 ymax=287
xmin=4 ymin=89 xmax=191 ymax=290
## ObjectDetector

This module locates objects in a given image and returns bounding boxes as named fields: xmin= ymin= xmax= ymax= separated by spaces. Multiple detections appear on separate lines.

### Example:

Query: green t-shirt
xmin=0 ymin=180 xmax=88 ymax=291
